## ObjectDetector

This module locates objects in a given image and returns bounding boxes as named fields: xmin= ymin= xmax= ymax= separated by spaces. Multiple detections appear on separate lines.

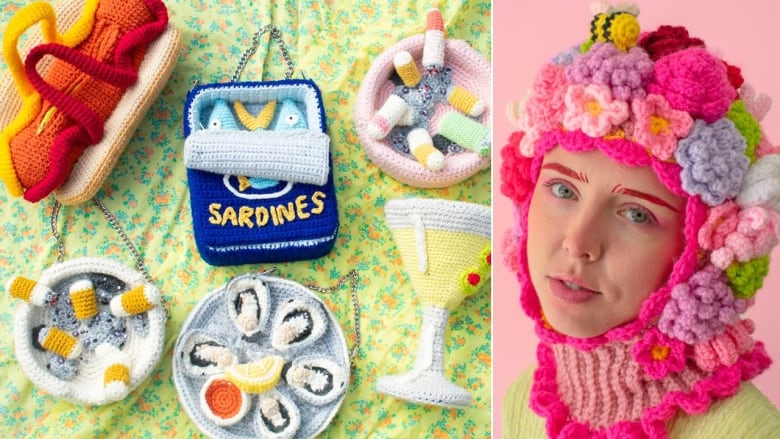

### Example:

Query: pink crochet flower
xmin=631 ymin=94 xmax=693 ymax=160
xmin=698 ymin=201 xmax=739 ymax=250
xmin=647 ymin=48 xmax=736 ymax=123
xmin=563 ymin=84 xmax=629 ymax=137
xmin=633 ymin=328 xmax=687 ymax=379
xmin=710 ymin=206 xmax=780 ymax=270
xmin=692 ymin=319 xmax=755 ymax=371
xmin=525 ymin=63 xmax=569 ymax=131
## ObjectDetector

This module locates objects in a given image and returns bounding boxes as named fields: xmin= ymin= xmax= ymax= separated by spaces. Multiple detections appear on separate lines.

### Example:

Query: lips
xmin=547 ymin=277 xmax=599 ymax=304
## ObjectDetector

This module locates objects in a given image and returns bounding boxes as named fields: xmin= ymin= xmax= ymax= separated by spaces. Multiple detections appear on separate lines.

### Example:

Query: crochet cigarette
xmin=6 ymin=276 xmax=55 ymax=306
xmin=69 ymin=279 xmax=98 ymax=320
xmin=96 ymin=343 xmax=131 ymax=401
xmin=447 ymin=84 xmax=486 ymax=117
xmin=110 ymin=284 xmax=160 ymax=317
xmin=438 ymin=111 xmax=491 ymax=157
xmin=38 ymin=326 xmax=82 ymax=360
xmin=368 ymin=94 xmax=412 ymax=139
xmin=407 ymin=128 xmax=445 ymax=171
xmin=393 ymin=51 xmax=421 ymax=87
xmin=423 ymin=9 xmax=446 ymax=68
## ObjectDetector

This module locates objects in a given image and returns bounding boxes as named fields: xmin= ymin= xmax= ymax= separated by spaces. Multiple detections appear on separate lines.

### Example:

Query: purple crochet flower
xmin=565 ymin=42 xmax=653 ymax=101
xmin=659 ymin=265 xmax=748 ymax=344
xmin=551 ymin=45 xmax=580 ymax=66
xmin=674 ymin=118 xmax=749 ymax=206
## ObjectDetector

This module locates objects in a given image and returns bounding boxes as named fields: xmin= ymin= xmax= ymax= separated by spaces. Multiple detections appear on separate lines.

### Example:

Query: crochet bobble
xmin=659 ymin=265 xmax=748 ymax=344
xmin=566 ymin=42 xmax=653 ymax=101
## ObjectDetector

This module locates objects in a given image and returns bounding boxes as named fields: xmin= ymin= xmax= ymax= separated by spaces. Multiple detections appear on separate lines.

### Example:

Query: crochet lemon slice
xmin=225 ymin=355 xmax=285 ymax=394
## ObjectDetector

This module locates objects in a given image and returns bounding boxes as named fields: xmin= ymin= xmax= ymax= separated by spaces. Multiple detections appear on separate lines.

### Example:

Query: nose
xmin=561 ymin=208 xmax=603 ymax=262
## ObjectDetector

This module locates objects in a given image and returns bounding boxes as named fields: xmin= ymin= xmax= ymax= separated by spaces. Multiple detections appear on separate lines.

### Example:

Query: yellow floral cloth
xmin=0 ymin=0 xmax=491 ymax=437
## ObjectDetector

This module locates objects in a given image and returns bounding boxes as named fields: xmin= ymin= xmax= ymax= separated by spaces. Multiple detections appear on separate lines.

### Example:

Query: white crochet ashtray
xmin=355 ymin=10 xmax=491 ymax=188
xmin=7 ymin=258 xmax=166 ymax=405
xmin=173 ymin=273 xmax=350 ymax=439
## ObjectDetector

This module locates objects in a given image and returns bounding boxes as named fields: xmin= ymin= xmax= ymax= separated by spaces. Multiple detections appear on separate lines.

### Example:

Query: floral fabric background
xmin=0 ymin=0 xmax=491 ymax=437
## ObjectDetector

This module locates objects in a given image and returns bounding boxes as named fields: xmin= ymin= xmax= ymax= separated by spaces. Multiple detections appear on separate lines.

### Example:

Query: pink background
xmin=492 ymin=1 xmax=780 ymax=436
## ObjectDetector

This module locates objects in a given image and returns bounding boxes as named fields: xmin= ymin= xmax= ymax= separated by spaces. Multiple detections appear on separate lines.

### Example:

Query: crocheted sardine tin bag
xmin=501 ymin=4 xmax=780 ymax=438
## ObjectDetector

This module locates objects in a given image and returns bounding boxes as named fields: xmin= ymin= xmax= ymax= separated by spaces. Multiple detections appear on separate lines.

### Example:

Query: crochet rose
xmin=631 ymin=93 xmax=693 ymax=160
xmin=647 ymin=48 xmax=736 ymax=123
xmin=698 ymin=201 xmax=739 ymax=251
xmin=633 ymin=328 xmax=687 ymax=379
xmin=637 ymin=25 xmax=705 ymax=61
xmin=724 ymin=62 xmax=744 ymax=91
xmin=659 ymin=265 xmax=748 ymax=344
xmin=563 ymin=84 xmax=629 ymax=137
xmin=500 ymin=132 xmax=534 ymax=203
xmin=692 ymin=319 xmax=755 ymax=371
xmin=566 ymin=42 xmax=653 ymax=101
xmin=526 ymin=63 xmax=569 ymax=131
xmin=710 ymin=206 xmax=780 ymax=270
xmin=674 ymin=119 xmax=749 ymax=206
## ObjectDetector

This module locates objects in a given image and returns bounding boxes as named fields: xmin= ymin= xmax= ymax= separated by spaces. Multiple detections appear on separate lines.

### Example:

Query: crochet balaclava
xmin=501 ymin=4 xmax=780 ymax=438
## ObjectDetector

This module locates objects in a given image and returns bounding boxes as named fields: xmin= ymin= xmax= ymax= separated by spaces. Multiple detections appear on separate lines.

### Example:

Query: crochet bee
xmin=586 ymin=2 xmax=640 ymax=52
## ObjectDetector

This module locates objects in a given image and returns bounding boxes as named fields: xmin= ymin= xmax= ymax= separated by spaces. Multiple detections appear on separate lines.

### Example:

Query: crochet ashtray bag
xmin=355 ymin=8 xmax=491 ymax=188
xmin=184 ymin=80 xmax=338 ymax=266
xmin=0 ymin=0 xmax=180 ymax=204
xmin=5 ymin=258 xmax=166 ymax=405
xmin=173 ymin=273 xmax=350 ymax=439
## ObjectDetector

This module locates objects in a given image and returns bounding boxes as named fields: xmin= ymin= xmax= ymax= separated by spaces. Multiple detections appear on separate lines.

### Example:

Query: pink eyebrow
xmin=541 ymin=163 xmax=589 ymax=183
xmin=612 ymin=185 xmax=681 ymax=213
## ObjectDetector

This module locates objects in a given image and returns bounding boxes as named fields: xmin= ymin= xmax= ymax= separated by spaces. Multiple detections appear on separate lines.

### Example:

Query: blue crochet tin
xmin=184 ymin=80 xmax=338 ymax=265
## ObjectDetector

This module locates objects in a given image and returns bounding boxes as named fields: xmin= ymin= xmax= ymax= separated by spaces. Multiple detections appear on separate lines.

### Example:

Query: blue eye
xmin=550 ymin=182 xmax=575 ymax=199
xmin=621 ymin=207 xmax=652 ymax=224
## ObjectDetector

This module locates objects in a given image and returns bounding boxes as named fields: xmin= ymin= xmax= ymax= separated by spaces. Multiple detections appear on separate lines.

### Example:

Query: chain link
xmin=49 ymin=198 xmax=169 ymax=318
xmin=232 ymin=25 xmax=295 ymax=82
xmin=306 ymin=269 xmax=361 ymax=366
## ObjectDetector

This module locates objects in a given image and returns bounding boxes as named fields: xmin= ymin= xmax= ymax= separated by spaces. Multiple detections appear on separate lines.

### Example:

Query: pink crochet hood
xmin=501 ymin=4 xmax=779 ymax=438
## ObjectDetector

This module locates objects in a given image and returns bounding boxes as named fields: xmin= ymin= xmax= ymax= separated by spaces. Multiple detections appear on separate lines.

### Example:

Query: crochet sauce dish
xmin=355 ymin=28 xmax=491 ymax=188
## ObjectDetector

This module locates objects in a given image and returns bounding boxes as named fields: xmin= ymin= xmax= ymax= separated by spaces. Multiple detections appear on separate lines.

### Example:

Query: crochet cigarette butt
xmin=97 ymin=343 xmax=131 ymax=401
xmin=423 ymin=9 xmax=445 ymax=68
xmin=69 ymin=279 xmax=98 ymax=320
xmin=408 ymin=128 xmax=445 ymax=171
xmin=368 ymin=94 xmax=410 ymax=139
xmin=110 ymin=284 xmax=160 ymax=317
xmin=40 ymin=327 xmax=82 ymax=359
xmin=393 ymin=51 xmax=421 ymax=87
xmin=438 ymin=112 xmax=491 ymax=157
xmin=447 ymin=85 xmax=485 ymax=117
xmin=6 ymin=276 xmax=53 ymax=306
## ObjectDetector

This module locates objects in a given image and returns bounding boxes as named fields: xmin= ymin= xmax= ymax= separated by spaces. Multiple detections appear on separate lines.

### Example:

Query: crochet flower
xmin=525 ymin=63 xmax=569 ymax=132
xmin=692 ymin=319 xmax=755 ymax=371
xmin=631 ymin=94 xmax=693 ymax=160
xmin=551 ymin=45 xmax=580 ymax=66
xmin=563 ymin=84 xmax=629 ymax=137
xmin=726 ymin=100 xmax=761 ymax=162
xmin=637 ymin=25 xmax=705 ymax=61
xmin=674 ymin=118 xmax=749 ymax=206
xmin=725 ymin=256 xmax=770 ymax=299
xmin=632 ymin=328 xmax=686 ymax=379
xmin=724 ymin=62 xmax=744 ymax=91
xmin=698 ymin=201 xmax=739 ymax=250
xmin=500 ymin=132 xmax=535 ymax=203
xmin=659 ymin=265 xmax=748 ymax=344
xmin=566 ymin=42 xmax=653 ymax=101
xmin=736 ymin=155 xmax=780 ymax=211
xmin=710 ymin=206 xmax=780 ymax=270
xmin=647 ymin=48 xmax=736 ymax=123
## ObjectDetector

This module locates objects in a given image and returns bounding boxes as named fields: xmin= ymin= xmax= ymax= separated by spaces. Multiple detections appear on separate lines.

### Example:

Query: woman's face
xmin=526 ymin=147 xmax=685 ymax=338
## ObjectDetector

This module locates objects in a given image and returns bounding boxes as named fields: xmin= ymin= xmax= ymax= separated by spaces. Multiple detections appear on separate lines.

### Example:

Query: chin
xmin=544 ymin=311 xmax=610 ymax=339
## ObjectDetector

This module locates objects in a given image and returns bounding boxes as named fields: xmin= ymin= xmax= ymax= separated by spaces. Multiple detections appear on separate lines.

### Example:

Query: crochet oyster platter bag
xmin=0 ymin=1 xmax=491 ymax=437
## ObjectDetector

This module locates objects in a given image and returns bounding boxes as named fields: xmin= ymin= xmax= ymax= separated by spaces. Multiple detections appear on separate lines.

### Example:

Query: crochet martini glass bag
xmin=501 ymin=3 xmax=780 ymax=438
